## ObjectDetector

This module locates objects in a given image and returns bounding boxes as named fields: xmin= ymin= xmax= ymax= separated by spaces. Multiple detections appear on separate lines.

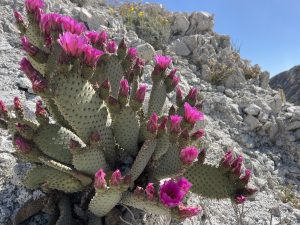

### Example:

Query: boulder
xmin=169 ymin=39 xmax=191 ymax=56
xmin=136 ymin=43 xmax=156 ymax=62
xmin=171 ymin=14 xmax=190 ymax=35
xmin=244 ymin=104 xmax=261 ymax=116
xmin=186 ymin=12 xmax=214 ymax=35
xmin=244 ymin=115 xmax=262 ymax=130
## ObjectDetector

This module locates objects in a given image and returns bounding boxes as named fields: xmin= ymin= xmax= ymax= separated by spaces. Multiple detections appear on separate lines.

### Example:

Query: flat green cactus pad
xmin=113 ymin=107 xmax=139 ymax=156
xmin=25 ymin=15 xmax=44 ymax=49
xmin=184 ymin=163 xmax=237 ymax=199
xmin=120 ymin=192 xmax=171 ymax=217
xmin=147 ymin=80 xmax=167 ymax=117
xmin=27 ymin=54 xmax=47 ymax=75
xmin=152 ymin=134 xmax=170 ymax=161
xmin=34 ymin=124 xmax=82 ymax=164
xmin=72 ymin=148 xmax=108 ymax=176
xmin=89 ymin=189 xmax=123 ymax=217
xmin=24 ymin=165 xmax=84 ymax=193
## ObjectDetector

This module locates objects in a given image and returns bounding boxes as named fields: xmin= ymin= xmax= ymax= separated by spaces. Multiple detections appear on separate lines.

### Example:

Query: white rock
xmin=136 ymin=43 xmax=156 ymax=62
xmin=171 ymin=14 xmax=190 ymax=35
xmin=186 ymin=12 xmax=214 ymax=35
xmin=244 ymin=104 xmax=262 ymax=116
xmin=244 ymin=115 xmax=262 ymax=130
xmin=169 ymin=39 xmax=191 ymax=56
xmin=182 ymin=35 xmax=199 ymax=51
xmin=286 ymin=121 xmax=300 ymax=131
xmin=224 ymin=89 xmax=234 ymax=98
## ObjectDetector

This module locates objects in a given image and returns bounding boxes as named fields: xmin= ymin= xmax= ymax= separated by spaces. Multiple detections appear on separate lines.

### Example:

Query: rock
xmin=186 ymin=12 xmax=214 ymax=35
xmin=182 ymin=35 xmax=199 ymax=51
xmin=259 ymin=71 xmax=270 ymax=89
xmin=286 ymin=121 xmax=300 ymax=131
xmin=80 ymin=8 xmax=108 ymax=30
xmin=224 ymin=68 xmax=247 ymax=89
xmin=224 ymin=89 xmax=234 ymax=98
xmin=136 ymin=43 xmax=156 ymax=62
xmin=258 ymin=111 xmax=269 ymax=123
xmin=268 ymin=93 xmax=283 ymax=114
xmin=169 ymin=39 xmax=191 ymax=56
xmin=216 ymin=86 xmax=225 ymax=93
xmin=244 ymin=104 xmax=261 ymax=116
xmin=244 ymin=115 xmax=262 ymax=130
xmin=171 ymin=14 xmax=190 ymax=35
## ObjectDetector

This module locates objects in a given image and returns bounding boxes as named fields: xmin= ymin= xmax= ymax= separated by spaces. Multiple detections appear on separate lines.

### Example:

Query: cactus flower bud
xmin=35 ymin=100 xmax=47 ymax=117
xmin=133 ymin=58 xmax=145 ymax=76
xmin=14 ymin=97 xmax=22 ymax=111
xmin=32 ymin=77 xmax=48 ymax=93
xmin=145 ymin=183 xmax=155 ymax=201
xmin=234 ymin=195 xmax=246 ymax=204
xmin=119 ymin=79 xmax=130 ymax=97
xmin=169 ymin=115 xmax=182 ymax=133
xmin=178 ymin=204 xmax=202 ymax=219
xmin=99 ymin=31 xmax=108 ymax=45
xmin=15 ymin=136 xmax=31 ymax=154
xmin=135 ymin=84 xmax=147 ymax=103
xmin=127 ymin=48 xmax=137 ymax=61
xmin=110 ymin=169 xmax=123 ymax=186
xmin=187 ymin=87 xmax=197 ymax=102
xmin=191 ymin=129 xmax=205 ymax=140
xmin=19 ymin=58 xmax=37 ymax=81
xmin=168 ymin=68 xmax=177 ymax=79
xmin=146 ymin=113 xmax=159 ymax=134
xmin=176 ymin=87 xmax=183 ymax=101
xmin=25 ymin=0 xmax=45 ymax=14
xmin=106 ymin=40 xmax=117 ymax=54
xmin=158 ymin=116 xmax=168 ymax=131
xmin=83 ymin=45 xmax=104 ymax=67
xmin=230 ymin=155 xmax=244 ymax=169
xmin=99 ymin=79 xmax=111 ymax=99
xmin=21 ymin=36 xmax=39 ymax=56
xmin=69 ymin=138 xmax=81 ymax=151
xmin=240 ymin=169 xmax=251 ymax=184
xmin=14 ymin=11 xmax=25 ymax=24
xmin=220 ymin=150 xmax=233 ymax=168
xmin=184 ymin=102 xmax=204 ymax=125
xmin=57 ymin=32 xmax=87 ymax=57
xmin=180 ymin=146 xmax=199 ymax=165
xmin=134 ymin=186 xmax=145 ymax=197
xmin=94 ymin=169 xmax=107 ymax=189
xmin=0 ymin=100 xmax=8 ymax=115
xmin=232 ymin=162 xmax=242 ymax=177
xmin=171 ymin=75 xmax=180 ymax=87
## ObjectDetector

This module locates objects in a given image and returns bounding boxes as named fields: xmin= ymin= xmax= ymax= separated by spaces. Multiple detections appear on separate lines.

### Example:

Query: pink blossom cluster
xmin=94 ymin=169 xmax=127 ymax=189
xmin=184 ymin=102 xmax=204 ymax=125
xmin=25 ymin=0 xmax=44 ymax=14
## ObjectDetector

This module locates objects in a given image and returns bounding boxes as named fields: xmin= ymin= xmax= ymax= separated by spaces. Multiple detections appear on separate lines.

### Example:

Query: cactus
xmin=0 ymin=1 xmax=257 ymax=224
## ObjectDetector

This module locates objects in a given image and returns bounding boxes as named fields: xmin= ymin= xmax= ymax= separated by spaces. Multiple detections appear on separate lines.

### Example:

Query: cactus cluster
xmin=0 ymin=0 xmax=257 ymax=224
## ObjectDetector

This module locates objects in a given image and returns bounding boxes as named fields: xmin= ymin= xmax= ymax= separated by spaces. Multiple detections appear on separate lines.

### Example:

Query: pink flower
xmin=158 ymin=116 xmax=168 ymax=130
xmin=83 ymin=45 xmax=104 ymax=67
xmin=14 ymin=11 xmax=25 ymax=24
xmin=25 ymin=0 xmax=44 ymax=14
xmin=169 ymin=115 xmax=182 ymax=133
xmin=176 ymin=87 xmax=183 ymax=100
xmin=119 ymin=79 xmax=130 ymax=97
xmin=21 ymin=36 xmax=38 ymax=56
xmin=191 ymin=129 xmax=205 ymax=140
xmin=0 ymin=100 xmax=8 ymax=114
xmin=178 ymin=204 xmax=202 ymax=219
xmin=57 ymin=32 xmax=87 ymax=57
xmin=35 ymin=100 xmax=47 ymax=117
xmin=60 ymin=16 xmax=87 ymax=35
xmin=160 ymin=178 xmax=191 ymax=207
xmin=240 ymin=169 xmax=251 ymax=184
xmin=127 ymin=48 xmax=137 ymax=60
xmin=145 ymin=183 xmax=155 ymax=200
xmin=106 ymin=40 xmax=117 ymax=54
xmin=15 ymin=137 xmax=31 ymax=154
xmin=177 ymin=177 xmax=192 ymax=194
xmin=110 ymin=169 xmax=123 ymax=186
xmin=85 ymin=31 xmax=100 ymax=44
xmin=220 ymin=150 xmax=233 ymax=168
xmin=40 ymin=13 xmax=61 ymax=34
xmin=94 ymin=169 xmax=107 ymax=189
xmin=180 ymin=147 xmax=199 ymax=165
xmin=146 ymin=113 xmax=159 ymax=133
xmin=14 ymin=97 xmax=22 ymax=110
xmin=187 ymin=87 xmax=197 ymax=102
xmin=134 ymin=186 xmax=145 ymax=197
xmin=154 ymin=55 xmax=172 ymax=71
xmin=135 ymin=84 xmax=147 ymax=103
xmin=234 ymin=195 xmax=246 ymax=204
xmin=19 ymin=58 xmax=36 ymax=81
xmin=99 ymin=31 xmax=108 ymax=45
xmin=184 ymin=102 xmax=204 ymax=125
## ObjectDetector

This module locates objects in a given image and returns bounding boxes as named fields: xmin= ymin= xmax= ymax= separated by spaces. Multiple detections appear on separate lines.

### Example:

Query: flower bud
xmin=180 ymin=147 xmax=199 ymax=165
xmin=94 ymin=169 xmax=107 ymax=189
xmin=146 ymin=113 xmax=159 ymax=134
xmin=15 ymin=136 xmax=31 ymax=154
xmin=110 ymin=169 xmax=123 ymax=186
xmin=145 ymin=183 xmax=155 ymax=200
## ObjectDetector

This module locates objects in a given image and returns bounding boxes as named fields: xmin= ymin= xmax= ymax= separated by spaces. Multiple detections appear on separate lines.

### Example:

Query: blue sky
xmin=140 ymin=0 xmax=300 ymax=76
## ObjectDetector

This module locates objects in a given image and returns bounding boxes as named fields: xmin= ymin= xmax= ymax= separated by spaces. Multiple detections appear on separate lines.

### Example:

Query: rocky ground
xmin=0 ymin=0 xmax=299 ymax=225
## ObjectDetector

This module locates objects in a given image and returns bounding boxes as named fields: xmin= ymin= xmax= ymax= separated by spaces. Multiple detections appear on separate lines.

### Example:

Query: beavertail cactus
xmin=1 ymin=1 xmax=257 ymax=224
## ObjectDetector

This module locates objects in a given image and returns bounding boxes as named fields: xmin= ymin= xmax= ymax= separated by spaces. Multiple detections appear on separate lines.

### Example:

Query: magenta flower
xmin=159 ymin=178 xmax=191 ymax=207
xmin=177 ymin=177 xmax=192 ymax=194
xmin=154 ymin=55 xmax=172 ymax=71
xmin=176 ymin=87 xmax=183 ymax=100
xmin=99 ymin=31 xmax=108 ymax=45
xmin=106 ymin=40 xmax=117 ymax=54
xmin=14 ymin=11 xmax=25 ymax=24
xmin=40 ymin=13 xmax=61 ymax=34
xmin=234 ymin=195 xmax=246 ymax=204
xmin=169 ymin=115 xmax=183 ymax=133
xmin=184 ymin=102 xmax=204 ymax=125
xmin=94 ymin=169 xmax=107 ymax=189
xmin=240 ymin=169 xmax=251 ymax=184
xmin=191 ymin=129 xmax=205 ymax=140
xmin=85 ymin=31 xmax=100 ymax=44
xmin=14 ymin=97 xmax=22 ymax=110
xmin=15 ymin=137 xmax=31 ymax=154
xmin=127 ymin=48 xmax=138 ymax=60
xmin=25 ymin=0 xmax=44 ymax=14
xmin=83 ymin=45 xmax=104 ymax=67
xmin=187 ymin=87 xmax=197 ymax=102
xmin=119 ymin=79 xmax=130 ymax=97
xmin=57 ymin=32 xmax=87 ymax=57
xmin=220 ymin=150 xmax=233 ymax=168
xmin=180 ymin=147 xmax=199 ymax=165
xmin=135 ymin=84 xmax=147 ymax=103
xmin=178 ymin=204 xmax=202 ymax=219
xmin=110 ymin=169 xmax=123 ymax=186
xmin=21 ymin=36 xmax=38 ymax=56
xmin=60 ymin=16 xmax=87 ymax=35
xmin=35 ymin=100 xmax=47 ymax=117
xmin=145 ymin=183 xmax=155 ymax=200
xmin=0 ymin=100 xmax=8 ymax=114
xmin=146 ymin=113 xmax=159 ymax=133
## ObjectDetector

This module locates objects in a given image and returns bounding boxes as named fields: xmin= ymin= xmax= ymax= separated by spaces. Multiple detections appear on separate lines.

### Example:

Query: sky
xmin=140 ymin=0 xmax=300 ymax=76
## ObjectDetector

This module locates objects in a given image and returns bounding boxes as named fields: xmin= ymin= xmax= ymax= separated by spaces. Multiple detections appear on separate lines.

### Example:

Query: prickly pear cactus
xmin=0 ymin=1 xmax=257 ymax=224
